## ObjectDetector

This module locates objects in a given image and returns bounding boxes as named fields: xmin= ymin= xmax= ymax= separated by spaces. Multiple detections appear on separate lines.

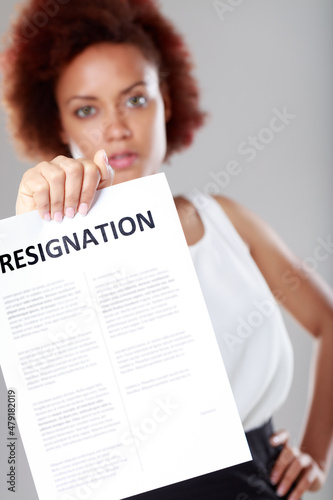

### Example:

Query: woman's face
xmin=55 ymin=42 xmax=171 ymax=184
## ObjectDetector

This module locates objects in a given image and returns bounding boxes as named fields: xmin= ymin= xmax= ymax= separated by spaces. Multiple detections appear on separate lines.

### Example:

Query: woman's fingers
xmin=276 ymin=454 xmax=324 ymax=500
xmin=16 ymin=149 xmax=114 ymax=220
xmin=289 ymin=462 xmax=324 ymax=499
xmin=77 ymin=159 xmax=102 ymax=216
xmin=274 ymin=448 xmax=309 ymax=497
xmin=269 ymin=430 xmax=325 ymax=500
xmin=75 ymin=150 xmax=113 ymax=216
xmin=49 ymin=156 xmax=84 ymax=220
xmin=284 ymin=458 xmax=319 ymax=500
xmin=41 ymin=158 xmax=67 ymax=221
xmin=270 ymin=444 xmax=295 ymax=487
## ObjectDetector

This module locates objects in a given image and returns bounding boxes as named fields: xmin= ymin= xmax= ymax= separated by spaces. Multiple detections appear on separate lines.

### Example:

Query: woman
xmin=1 ymin=0 xmax=332 ymax=499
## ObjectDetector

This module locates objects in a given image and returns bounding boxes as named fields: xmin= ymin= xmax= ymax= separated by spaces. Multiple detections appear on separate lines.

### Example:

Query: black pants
xmin=123 ymin=419 xmax=289 ymax=499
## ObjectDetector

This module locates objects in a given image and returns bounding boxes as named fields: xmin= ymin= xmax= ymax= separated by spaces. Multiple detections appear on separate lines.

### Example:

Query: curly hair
xmin=0 ymin=0 xmax=207 ymax=162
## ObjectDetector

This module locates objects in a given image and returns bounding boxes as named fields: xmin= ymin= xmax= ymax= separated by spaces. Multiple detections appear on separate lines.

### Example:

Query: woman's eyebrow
xmin=120 ymin=80 xmax=146 ymax=95
xmin=66 ymin=95 xmax=97 ymax=104
xmin=66 ymin=81 xmax=147 ymax=105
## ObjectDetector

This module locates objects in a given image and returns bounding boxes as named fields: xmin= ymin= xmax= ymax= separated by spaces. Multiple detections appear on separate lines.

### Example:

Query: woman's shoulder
xmin=174 ymin=192 xmax=285 ymax=255
xmin=212 ymin=195 xmax=252 ymax=247
xmin=173 ymin=193 xmax=251 ymax=248
xmin=212 ymin=195 xmax=301 ymax=289
xmin=212 ymin=194 xmax=273 ymax=252
xmin=174 ymin=193 xmax=253 ymax=249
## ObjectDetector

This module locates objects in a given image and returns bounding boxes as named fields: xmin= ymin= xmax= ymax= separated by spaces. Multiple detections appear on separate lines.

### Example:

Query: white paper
xmin=0 ymin=173 xmax=251 ymax=499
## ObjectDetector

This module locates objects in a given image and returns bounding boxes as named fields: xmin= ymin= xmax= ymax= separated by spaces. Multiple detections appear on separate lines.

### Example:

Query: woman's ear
xmin=161 ymin=82 xmax=172 ymax=123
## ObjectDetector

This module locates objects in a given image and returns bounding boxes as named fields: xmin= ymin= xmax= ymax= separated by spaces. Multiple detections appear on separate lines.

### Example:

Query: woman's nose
xmin=101 ymin=108 xmax=132 ymax=141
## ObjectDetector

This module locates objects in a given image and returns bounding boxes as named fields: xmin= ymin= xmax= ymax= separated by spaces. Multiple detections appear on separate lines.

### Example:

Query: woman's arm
xmin=214 ymin=195 xmax=333 ymax=500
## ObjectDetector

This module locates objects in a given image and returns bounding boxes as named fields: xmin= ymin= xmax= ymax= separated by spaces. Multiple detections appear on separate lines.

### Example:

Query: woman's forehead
xmin=56 ymin=42 xmax=159 ymax=99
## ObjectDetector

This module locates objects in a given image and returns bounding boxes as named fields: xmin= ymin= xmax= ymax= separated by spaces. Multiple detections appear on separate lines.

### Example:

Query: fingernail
xmin=65 ymin=207 xmax=75 ymax=219
xmin=54 ymin=211 xmax=63 ymax=223
xmin=103 ymin=150 xmax=115 ymax=183
xmin=271 ymin=436 xmax=280 ymax=445
xmin=44 ymin=212 xmax=51 ymax=222
xmin=270 ymin=474 xmax=278 ymax=485
xmin=78 ymin=203 xmax=88 ymax=216
xmin=276 ymin=486 xmax=285 ymax=497
xmin=103 ymin=150 xmax=109 ymax=167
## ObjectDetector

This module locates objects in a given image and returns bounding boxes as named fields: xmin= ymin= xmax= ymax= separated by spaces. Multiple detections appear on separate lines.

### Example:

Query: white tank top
xmin=185 ymin=192 xmax=294 ymax=431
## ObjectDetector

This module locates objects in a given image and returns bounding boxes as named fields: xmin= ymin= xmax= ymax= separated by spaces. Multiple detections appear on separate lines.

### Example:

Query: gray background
xmin=0 ymin=0 xmax=332 ymax=499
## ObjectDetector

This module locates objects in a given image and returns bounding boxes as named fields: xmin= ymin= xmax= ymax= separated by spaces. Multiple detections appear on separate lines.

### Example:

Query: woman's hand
xmin=16 ymin=149 xmax=113 ymax=221
xmin=269 ymin=429 xmax=326 ymax=499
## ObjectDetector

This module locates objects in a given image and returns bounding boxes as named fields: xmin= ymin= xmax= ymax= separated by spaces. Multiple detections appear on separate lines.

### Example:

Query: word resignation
xmin=0 ymin=211 xmax=155 ymax=274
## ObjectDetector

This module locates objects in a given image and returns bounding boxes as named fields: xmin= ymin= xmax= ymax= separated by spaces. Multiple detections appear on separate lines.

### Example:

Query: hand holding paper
xmin=16 ymin=149 xmax=113 ymax=221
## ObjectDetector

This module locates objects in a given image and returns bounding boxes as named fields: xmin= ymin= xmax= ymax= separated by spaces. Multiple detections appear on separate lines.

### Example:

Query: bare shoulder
xmin=212 ymin=194 xmax=283 ymax=254
xmin=173 ymin=193 xmax=280 ymax=253
xmin=212 ymin=194 xmax=303 ymax=289
xmin=175 ymin=194 xmax=332 ymax=335
xmin=174 ymin=192 xmax=298 ymax=266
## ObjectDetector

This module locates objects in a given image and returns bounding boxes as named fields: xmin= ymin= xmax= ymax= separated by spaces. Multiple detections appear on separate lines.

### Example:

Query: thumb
xmin=93 ymin=149 xmax=114 ymax=189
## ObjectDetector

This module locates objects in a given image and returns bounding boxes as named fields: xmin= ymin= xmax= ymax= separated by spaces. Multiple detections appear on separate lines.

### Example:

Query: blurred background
xmin=0 ymin=1 xmax=332 ymax=498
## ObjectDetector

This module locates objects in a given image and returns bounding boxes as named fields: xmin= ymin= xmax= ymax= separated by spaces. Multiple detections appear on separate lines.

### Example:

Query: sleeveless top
xmin=184 ymin=192 xmax=294 ymax=432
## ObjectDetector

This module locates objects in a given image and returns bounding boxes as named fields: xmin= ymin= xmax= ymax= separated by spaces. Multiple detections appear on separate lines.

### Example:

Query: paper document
xmin=0 ymin=173 xmax=251 ymax=499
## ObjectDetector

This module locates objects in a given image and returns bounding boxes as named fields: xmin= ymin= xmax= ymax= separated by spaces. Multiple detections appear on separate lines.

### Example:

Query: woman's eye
xmin=75 ymin=106 xmax=97 ymax=118
xmin=127 ymin=95 xmax=147 ymax=108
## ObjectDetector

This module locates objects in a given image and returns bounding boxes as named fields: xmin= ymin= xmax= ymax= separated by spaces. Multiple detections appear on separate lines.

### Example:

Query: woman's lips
xmin=108 ymin=152 xmax=138 ymax=170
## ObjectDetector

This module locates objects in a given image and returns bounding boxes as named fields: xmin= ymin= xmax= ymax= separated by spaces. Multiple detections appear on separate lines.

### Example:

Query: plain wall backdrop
xmin=0 ymin=1 xmax=332 ymax=499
